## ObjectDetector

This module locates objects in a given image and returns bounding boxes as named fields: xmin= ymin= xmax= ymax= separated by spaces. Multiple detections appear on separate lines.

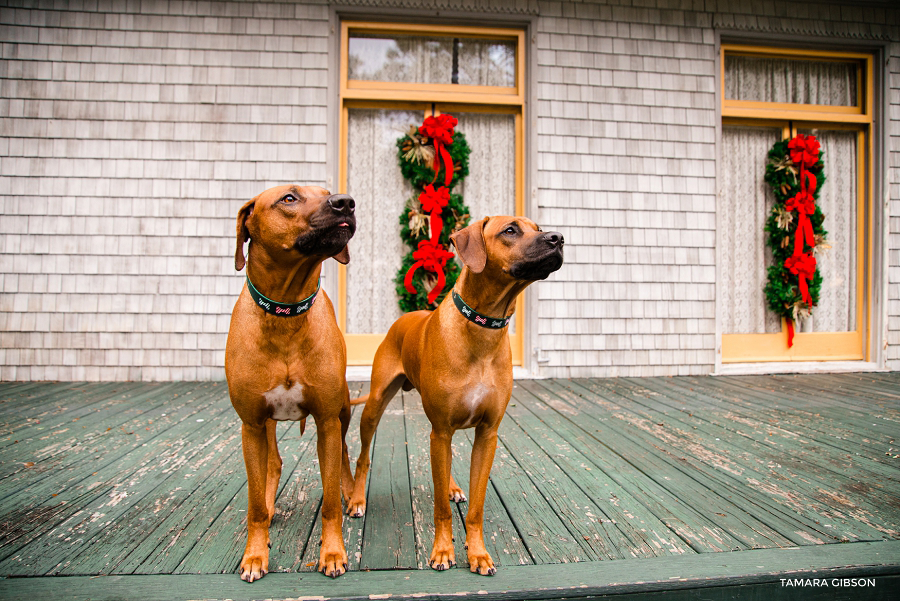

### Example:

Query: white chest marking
xmin=265 ymin=384 xmax=308 ymax=421
xmin=461 ymin=383 xmax=491 ymax=427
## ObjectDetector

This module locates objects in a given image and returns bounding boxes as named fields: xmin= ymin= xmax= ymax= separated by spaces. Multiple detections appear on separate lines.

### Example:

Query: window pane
xmin=348 ymin=33 xmax=515 ymax=87
xmin=725 ymin=55 xmax=857 ymax=106
xmin=797 ymin=128 xmax=857 ymax=333
xmin=720 ymin=126 xmax=783 ymax=334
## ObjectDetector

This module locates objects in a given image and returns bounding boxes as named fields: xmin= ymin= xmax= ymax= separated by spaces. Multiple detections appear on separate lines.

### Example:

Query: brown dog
xmin=225 ymin=185 xmax=356 ymax=582
xmin=347 ymin=216 xmax=563 ymax=575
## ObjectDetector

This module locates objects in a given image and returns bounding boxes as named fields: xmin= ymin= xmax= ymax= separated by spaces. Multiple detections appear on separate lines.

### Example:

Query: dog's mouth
xmin=294 ymin=214 xmax=357 ymax=256
xmin=509 ymin=247 xmax=564 ymax=281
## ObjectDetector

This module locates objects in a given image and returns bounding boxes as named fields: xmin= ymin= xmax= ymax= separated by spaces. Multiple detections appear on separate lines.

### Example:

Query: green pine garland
xmin=394 ymin=128 xmax=472 ymax=312
xmin=763 ymin=138 xmax=827 ymax=324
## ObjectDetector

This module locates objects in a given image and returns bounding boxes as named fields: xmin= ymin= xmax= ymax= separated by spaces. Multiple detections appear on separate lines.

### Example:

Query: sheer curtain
xmin=454 ymin=112 xmax=516 ymax=219
xmin=720 ymin=126 xmax=783 ymax=334
xmin=799 ymin=129 xmax=857 ymax=332
xmin=345 ymin=110 xmax=517 ymax=334
xmin=345 ymin=108 xmax=419 ymax=334
xmin=724 ymin=56 xmax=857 ymax=106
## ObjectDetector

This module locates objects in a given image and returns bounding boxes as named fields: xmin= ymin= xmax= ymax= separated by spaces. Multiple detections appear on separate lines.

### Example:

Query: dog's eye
xmin=504 ymin=226 xmax=518 ymax=235
xmin=282 ymin=194 xmax=298 ymax=203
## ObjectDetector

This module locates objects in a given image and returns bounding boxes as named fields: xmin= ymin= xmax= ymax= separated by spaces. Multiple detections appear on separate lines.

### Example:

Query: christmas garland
xmin=763 ymin=134 xmax=828 ymax=346
xmin=394 ymin=115 xmax=471 ymax=311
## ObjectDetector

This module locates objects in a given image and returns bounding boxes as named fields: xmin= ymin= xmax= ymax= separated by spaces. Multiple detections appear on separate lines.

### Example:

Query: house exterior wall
xmin=1 ymin=0 xmax=898 ymax=380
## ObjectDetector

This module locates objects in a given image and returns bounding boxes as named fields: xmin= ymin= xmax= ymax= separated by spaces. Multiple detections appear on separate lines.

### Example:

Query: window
xmin=719 ymin=45 xmax=873 ymax=363
xmin=337 ymin=22 xmax=526 ymax=365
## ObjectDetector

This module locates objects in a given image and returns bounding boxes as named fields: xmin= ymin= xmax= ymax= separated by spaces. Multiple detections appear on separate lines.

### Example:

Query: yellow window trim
xmin=719 ymin=43 xmax=874 ymax=364
xmin=339 ymin=22 xmax=527 ymax=366
xmin=721 ymin=44 xmax=873 ymax=119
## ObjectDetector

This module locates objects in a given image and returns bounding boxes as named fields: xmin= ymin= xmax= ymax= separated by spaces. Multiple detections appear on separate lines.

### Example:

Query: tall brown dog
xmin=226 ymin=185 xmax=356 ymax=582
xmin=347 ymin=216 xmax=563 ymax=575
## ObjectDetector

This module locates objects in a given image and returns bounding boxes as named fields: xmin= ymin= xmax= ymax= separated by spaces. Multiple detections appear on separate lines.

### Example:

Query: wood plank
xmin=0 ymin=382 xmax=202 ymax=483
xmin=1 ymin=540 xmax=896 ymax=601
xmin=402 ymin=388 xmax=469 ymax=570
xmin=297 ymin=382 xmax=370 ymax=573
xmin=505 ymin=385 xmax=693 ymax=558
xmin=0 ymin=383 xmax=227 ymax=561
xmin=357 ymin=387 xmax=416 ymax=570
xmin=495 ymin=396 xmax=639 ymax=560
xmin=640 ymin=377 xmax=900 ymax=486
xmin=515 ymin=380 xmax=778 ymax=552
xmin=726 ymin=375 xmax=899 ymax=437
xmin=461 ymin=425 xmax=593 ymax=564
xmin=0 ymin=384 xmax=233 ymax=574
xmin=565 ymin=378 xmax=891 ymax=543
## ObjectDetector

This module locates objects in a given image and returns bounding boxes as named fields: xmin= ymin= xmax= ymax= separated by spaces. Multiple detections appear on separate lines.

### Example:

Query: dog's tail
xmin=350 ymin=393 xmax=369 ymax=406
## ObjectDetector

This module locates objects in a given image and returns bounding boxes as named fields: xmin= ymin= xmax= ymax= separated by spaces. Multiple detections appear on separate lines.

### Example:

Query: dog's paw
xmin=468 ymin=551 xmax=496 ymax=576
xmin=449 ymin=486 xmax=467 ymax=503
xmin=346 ymin=499 xmax=366 ymax=518
xmin=429 ymin=546 xmax=456 ymax=571
xmin=318 ymin=548 xmax=349 ymax=578
xmin=239 ymin=552 xmax=269 ymax=583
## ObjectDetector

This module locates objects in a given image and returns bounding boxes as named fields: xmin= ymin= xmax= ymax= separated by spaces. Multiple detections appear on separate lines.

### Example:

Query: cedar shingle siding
xmin=1 ymin=0 xmax=898 ymax=380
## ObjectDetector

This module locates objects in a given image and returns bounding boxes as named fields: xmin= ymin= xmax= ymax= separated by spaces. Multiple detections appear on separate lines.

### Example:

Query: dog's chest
xmin=458 ymin=382 xmax=492 ymax=427
xmin=264 ymin=383 xmax=309 ymax=421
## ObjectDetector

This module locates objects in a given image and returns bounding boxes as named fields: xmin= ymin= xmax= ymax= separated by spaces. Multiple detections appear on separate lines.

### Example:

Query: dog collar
xmin=246 ymin=277 xmax=319 ymax=317
xmin=451 ymin=290 xmax=511 ymax=329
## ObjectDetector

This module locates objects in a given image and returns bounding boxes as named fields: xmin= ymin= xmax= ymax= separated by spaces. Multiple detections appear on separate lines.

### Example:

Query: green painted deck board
xmin=0 ymin=375 xmax=897 ymax=599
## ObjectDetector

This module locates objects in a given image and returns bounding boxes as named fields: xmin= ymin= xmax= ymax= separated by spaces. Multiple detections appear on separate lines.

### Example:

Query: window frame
xmin=341 ymin=21 xmax=526 ymax=106
xmin=337 ymin=21 xmax=527 ymax=366
xmin=719 ymin=44 xmax=875 ymax=364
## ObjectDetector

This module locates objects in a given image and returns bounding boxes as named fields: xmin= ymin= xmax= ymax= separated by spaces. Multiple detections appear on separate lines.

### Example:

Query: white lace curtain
xmin=720 ymin=127 xmax=783 ymax=334
xmin=345 ymin=109 xmax=516 ymax=334
xmin=724 ymin=56 xmax=858 ymax=107
xmin=720 ymin=127 xmax=857 ymax=333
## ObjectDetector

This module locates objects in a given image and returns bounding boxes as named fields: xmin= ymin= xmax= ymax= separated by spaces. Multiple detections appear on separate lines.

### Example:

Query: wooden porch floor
xmin=0 ymin=374 xmax=898 ymax=600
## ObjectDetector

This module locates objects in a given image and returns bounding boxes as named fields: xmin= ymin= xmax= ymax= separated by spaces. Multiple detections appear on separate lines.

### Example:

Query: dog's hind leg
xmin=346 ymin=364 xmax=405 ymax=518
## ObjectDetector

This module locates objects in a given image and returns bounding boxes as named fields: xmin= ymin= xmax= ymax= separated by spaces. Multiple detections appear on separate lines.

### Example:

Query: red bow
xmin=784 ymin=253 xmax=817 ymax=306
xmin=785 ymin=189 xmax=816 ymax=256
xmin=788 ymin=134 xmax=820 ymax=168
xmin=419 ymin=114 xmax=457 ymax=188
xmin=418 ymin=184 xmax=450 ymax=241
xmin=404 ymin=239 xmax=456 ymax=304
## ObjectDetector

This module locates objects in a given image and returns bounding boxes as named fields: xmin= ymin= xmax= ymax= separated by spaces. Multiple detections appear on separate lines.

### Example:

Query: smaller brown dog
xmin=347 ymin=216 xmax=563 ymax=575
xmin=225 ymin=185 xmax=356 ymax=582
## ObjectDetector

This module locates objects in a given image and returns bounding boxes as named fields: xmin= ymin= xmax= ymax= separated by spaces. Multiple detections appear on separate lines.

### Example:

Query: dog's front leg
xmin=466 ymin=425 xmax=498 ymax=575
xmin=317 ymin=415 xmax=350 ymax=578
xmin=429 ymin=426 xmax=456 ymax=571
xmin=240 ymin=421 xmax=271 ymax=582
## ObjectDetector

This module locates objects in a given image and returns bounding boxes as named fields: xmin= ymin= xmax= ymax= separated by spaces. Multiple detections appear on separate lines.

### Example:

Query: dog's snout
xmin=544 ymin=231 xmax=564 ymax=247
xmin=327 ymin=194 xmax=355 ymax=215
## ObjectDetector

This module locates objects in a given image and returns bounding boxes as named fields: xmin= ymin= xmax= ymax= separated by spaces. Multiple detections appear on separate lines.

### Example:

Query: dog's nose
xmin=544 ymin=231 xmax=564 ymax=247
xmin=327 ymin=194 xmax=355 ymax=215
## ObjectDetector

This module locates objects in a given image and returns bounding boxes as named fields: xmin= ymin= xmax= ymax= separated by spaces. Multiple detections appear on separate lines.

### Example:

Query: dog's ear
xmin=234 ymin=198 xmax=255 ymax=271
xmin=450 ymin=217 xmax=488 ymax=274
xmin=332 ymin=245 xmax=350 ymax=265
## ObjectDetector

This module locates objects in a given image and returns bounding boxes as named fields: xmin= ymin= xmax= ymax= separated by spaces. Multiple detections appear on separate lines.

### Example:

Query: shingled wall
xmin=1 ymin=0 xmax=898 ymax=380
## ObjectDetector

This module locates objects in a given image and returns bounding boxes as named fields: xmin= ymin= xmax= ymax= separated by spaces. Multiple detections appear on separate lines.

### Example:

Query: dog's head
xmin=234 ymin=185 xmax=356 ymax=271
xmin=450 ymin=216 xmax=564 ymax=281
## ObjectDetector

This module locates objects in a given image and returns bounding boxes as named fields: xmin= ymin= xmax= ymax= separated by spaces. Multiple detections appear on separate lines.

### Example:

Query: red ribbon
xmin=418 ymin=184 xmax=450 ymax=241
xmin=782 ymin=134 xmax=821 ymax=347
xmin=419 ymin=114 xmax=457 ymax=188
xmin=784 ymin=253 xmax=817 ymax=306
xmin=404 ymin=239 xmax=456 ymax=304
xmin=785 ymin=189 xmax=816 ymax=256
